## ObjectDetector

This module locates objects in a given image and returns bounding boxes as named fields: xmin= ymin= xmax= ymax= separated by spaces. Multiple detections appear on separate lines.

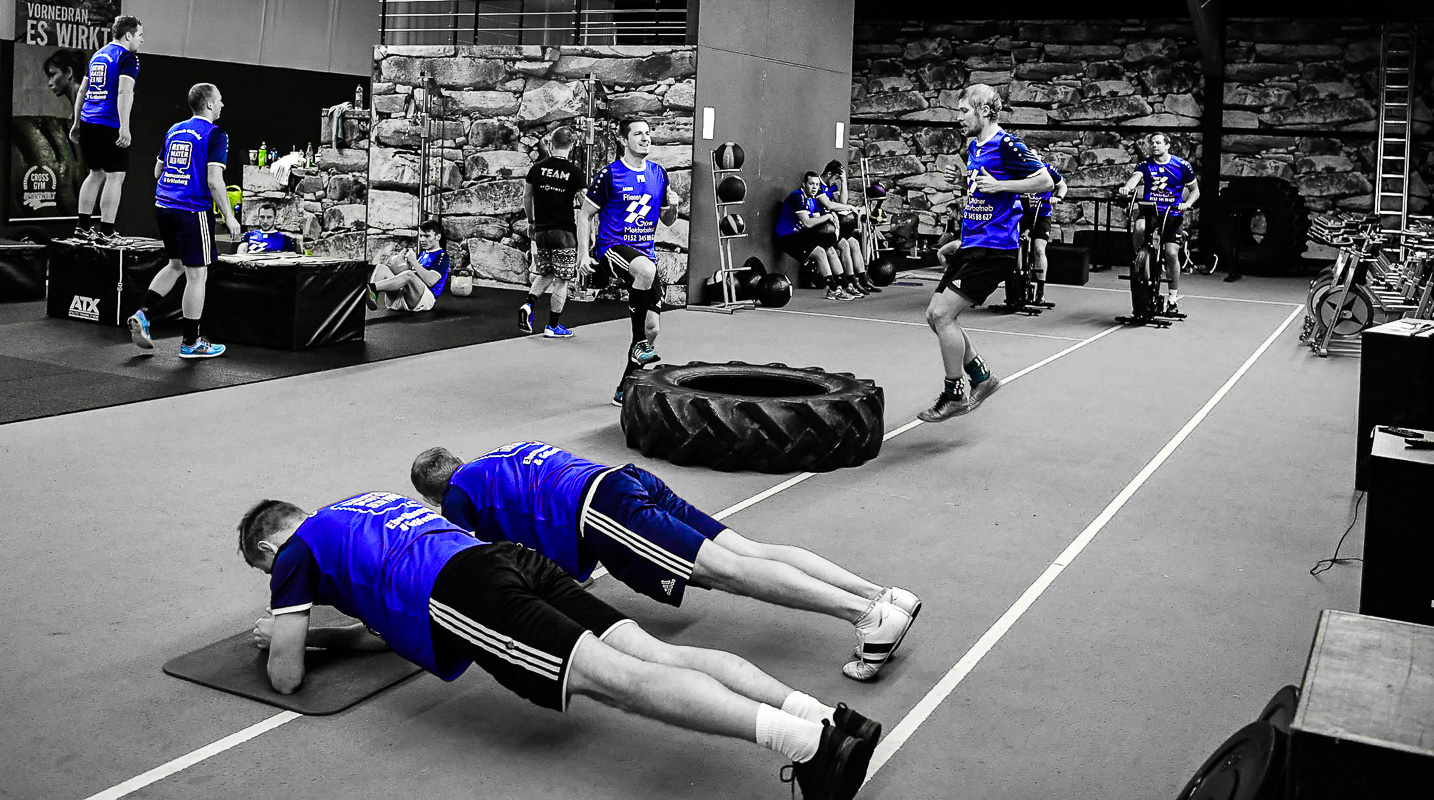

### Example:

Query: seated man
xmin=411 ymin=442 xmax=920 ymax=682
xmin=1024 ymin=158 xmax=1066 ymax=308
xmin=777 ymin=172 xmax=856 ymax=301
xmin=241 ymin=492 xmax=877 ymax=800
xmin=368 ymin=218 xmax=449 ymax=312
xmin=816 ymin=161 xmax=881 ymax=295
xmin=237 ymin=202 xmax=302 ymax=254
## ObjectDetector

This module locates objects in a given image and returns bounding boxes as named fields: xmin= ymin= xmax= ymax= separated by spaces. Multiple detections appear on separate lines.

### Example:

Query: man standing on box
xmin=126 ymin=83 xmax=240 ymax=359
xmin=70 ymin=16 xmax=143 ymax=243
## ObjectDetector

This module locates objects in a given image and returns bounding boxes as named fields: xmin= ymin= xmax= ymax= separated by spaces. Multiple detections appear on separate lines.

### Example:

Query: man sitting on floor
xmin=241 ymin=492 xmax=877 ymax=800
xmin=238 ymin=202 xmax=302 ymax=254
xmin=776 ymin=172 xmax=856 ymax=301
xmin=368 ymin=218 xmax=449 ymax=313
xmin=410 ymin=441 xmax=921 ymax=682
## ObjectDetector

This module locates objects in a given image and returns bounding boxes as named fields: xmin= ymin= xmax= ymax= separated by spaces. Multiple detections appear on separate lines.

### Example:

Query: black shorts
xmin=155 ymin=206 xmax=218 ymax=267
xmin=936 ymin=246 xmax=1017 ymax=304
xmin=837 ymin=212 xmax=858 ymax=240
xmin=600 ymin=244 xmax=664 ymax=310
xmin=1138 ymin=207 xmax=1184 ymax=243
xmin=1030 ymin=216 xmax=1052 ymax=242
xmin=776 ymin=229 xmax=821 ymax=263
xmin=79 ymin=122 xmax=128 ymax=173
xmin=428 ymin=543 xmax=630 ymax=712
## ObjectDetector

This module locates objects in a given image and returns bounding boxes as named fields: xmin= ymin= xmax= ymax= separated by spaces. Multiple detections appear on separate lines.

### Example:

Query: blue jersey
xmin=155 ymin=117 xmax=228 ymax=213
xmin=418 ymin=247 xmax=450 ymax=297
xmin=1137 ymin=156 xmax=1196 ymax=217
xmin=79 ymin=43 xmax=140 ymax=128
xmin=961 ymin=129 xmax=1045 ymax=250
xmin=585 ymin=158 xmax=669 ymax=260
xmin=1029 ymin=163 xmax=1063 ymax=218
xmin=821 ymin=182 xmax=840 ymax=202
xmin=242 ymin=229 xmax=297 ymax=253
xmin=775 ymin=189 xmax=818 ymax=237
xmin=269 ymin=492 xmax=487 ymax=680
xmin=440 ymin=442 xmax=610 ymax=581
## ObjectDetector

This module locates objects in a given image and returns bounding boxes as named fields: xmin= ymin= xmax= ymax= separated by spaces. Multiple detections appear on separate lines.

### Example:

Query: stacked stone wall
xmin=850 ymin=19 xmax=1424 ymax=248
xmin=286 ymin=44 xmax=695 ymax=306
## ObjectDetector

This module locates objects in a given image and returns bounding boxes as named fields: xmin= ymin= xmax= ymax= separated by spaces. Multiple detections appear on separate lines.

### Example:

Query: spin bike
xmin=1115 ymin=197 xmax=1182 ymax=328
xmin=995 ymin=196 xmax=1047 ymax=315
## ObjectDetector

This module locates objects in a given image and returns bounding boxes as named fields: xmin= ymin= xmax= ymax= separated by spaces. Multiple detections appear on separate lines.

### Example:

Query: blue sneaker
xmin=179 ymin=337 xmax=227 ymax=359
xmin=126 ymin=310 xmax=153 ymax=350
xmin=518 ymin=304 xmax=533 ymax=334
xmin=544 ymin=324 xmax=574 ymax=338
xmin=630 ymin=340 xmax=660 ymax=365
xmin=611 ymin=387 xmax=624 ymax=407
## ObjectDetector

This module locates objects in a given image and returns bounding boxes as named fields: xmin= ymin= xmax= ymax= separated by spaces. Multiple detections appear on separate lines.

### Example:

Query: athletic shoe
xmin=826 ymin=287 xmax=855 ymax=302
xmin=178 ymin=338 xmax=227 ymax=359
xmin=968 ymin=375 xmax=1002 ymax=412
xmin=630 ymin=340 xmax=660 ymax=366
xmin=126 ymin=309 xmax=154 ymax=351
xmin=843 ymin=601 xmax=913 ymax=682
xmin=1158 ymin=302 xmax=1186 ymax=319
xmin=780 ymin=721 xmax=872 ymax=800
xmin=832 ymin=703 xmax=882 ymax=750
xmin=611 ymin=387 xmax=624 ymax=407
xmin=365 ymin=287 xmax=379 ymax=311
xmin=1031 ymin=296 xmax=1055 ymax=308
xmin=93 ymin=231 xmax=125 ymax=246
xmin=518 ymin=304 xmax=533 ymax=333
xmin=71 ymin=226 xmax=96 ymax=242
xmin=917 ymin=382 xmax=969 ymax=423
xmin=854 ymin=587 xmax=923 ymax=660
xmin=858 ymin=278 xmax=883 ymax=294
xmin=847 ymin=281 xmax=868 ymax=296
xmin=544 ymin=324 xmax=574 ymax=338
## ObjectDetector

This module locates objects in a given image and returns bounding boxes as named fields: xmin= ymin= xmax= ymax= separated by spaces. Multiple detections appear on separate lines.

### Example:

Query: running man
xmin=777 ymin=172 xmax=854 ymax=301
xmin=816 ymin=160 xmax=881 ymax=295
xmin=238 ymin=202 xmax=301 ymax=253
xmin=410 ymin=442 xmax=920 ymax=682
xmin=1025 ymin=158 xmax=1067 ymax=308
xmin=575 ymin=117 xmax=681 ymax=406
xmin=520 ymin=125 xmax=585 ymax=339
xmin=1118 ymin=132 xmax=1199 ymax=316
xmin=70 ymin=15 xmax=143 ymax=242
xmin=241 ymin=492 xmax=878 ymax=799
xmin=126 ymin=83 xmax=239 ymax=359
xmin=924 ymin=84 xmax=1053 ymax=422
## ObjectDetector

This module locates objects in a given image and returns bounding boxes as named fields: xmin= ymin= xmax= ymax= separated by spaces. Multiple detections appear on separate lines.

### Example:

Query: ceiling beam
xmin=1185 ymin=0 xmax=1225 ymax=77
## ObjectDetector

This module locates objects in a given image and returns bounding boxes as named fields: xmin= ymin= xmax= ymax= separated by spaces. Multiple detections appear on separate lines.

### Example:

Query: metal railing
xmin=379 ymin=0 xmax=689 ymax=46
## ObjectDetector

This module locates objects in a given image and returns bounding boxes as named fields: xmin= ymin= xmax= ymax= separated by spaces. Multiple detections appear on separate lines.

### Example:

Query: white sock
xmin=1168 ymin=290 xmax=1178 ymax=304
xmin=781 ymin=691 xmax=836 ymax=725
xmin=755 ymin=704 xmax=822 ymax=762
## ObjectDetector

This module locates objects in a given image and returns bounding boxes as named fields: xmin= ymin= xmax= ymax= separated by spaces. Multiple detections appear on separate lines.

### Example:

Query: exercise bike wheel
xmin=1313 ymin=283 xmax=1376 ymax=337
xmin=1305 ymin=274 xmax=1334 ymax=320
xmin=1130 ymin=250 xmax=1157 ymax=318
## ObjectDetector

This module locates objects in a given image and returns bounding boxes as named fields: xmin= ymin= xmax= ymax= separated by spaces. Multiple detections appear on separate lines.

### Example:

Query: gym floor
xmin=2 ymin=268 xmax=1364 ymax=800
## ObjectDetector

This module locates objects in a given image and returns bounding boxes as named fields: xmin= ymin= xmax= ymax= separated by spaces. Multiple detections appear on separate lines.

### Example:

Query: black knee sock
xmin=825 ymin=275 xmax=839 ymax=291
xmin=523 ymin=293 xmax=537 ymax=308
xmin=549 ymin=310 xmax=562 ymax=328
xmin=141 ymin=290 xmax=164 ymax=315
xmin=98 ymin=221 xmax=114 ymax=235
xmin=182 ymin=318 xmax=201 ymax=345
xmin=629 ymin=288 xmax=651 ymax=344
xmin=78 ymin=213 xmax=92 ymax=230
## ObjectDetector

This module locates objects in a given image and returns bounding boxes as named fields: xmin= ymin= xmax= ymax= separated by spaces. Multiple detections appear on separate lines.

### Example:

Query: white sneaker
xmin=843 ymin=601 xmax=912 ymax=682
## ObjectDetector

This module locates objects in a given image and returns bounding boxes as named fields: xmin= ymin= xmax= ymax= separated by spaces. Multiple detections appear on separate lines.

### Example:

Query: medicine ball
xmin=812 ymin=221 xmax=839 ymax=248
xmin=741 ymin=256 xmax=767 ymax=278
xmin=717 ymin=175 xmax=747 ymax=203
xmin=715 ymin=142 xmax=745 ymax=170
xmin=837 ymin=212 xmax=858 ymax=239
xmin=756 ymin=273 xmax=793 ymax=308
xmin=737 ymin=268 xmax=765 ymax=300
xmin=719 ymin=214 xmax=746 ymax=236
xmin=868 ymin=255 xmax=897 ymax=286
xmin=865 ymin=181 xmax=887 ymax=200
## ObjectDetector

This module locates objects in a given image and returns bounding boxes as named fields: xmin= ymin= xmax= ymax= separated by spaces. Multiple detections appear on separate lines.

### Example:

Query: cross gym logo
xmin=68 ymin=295 xmax=101 ymax=322
xmin=20 ymin=166 xmax=59 ymax=211
xmin=624 ymin=194 xmax=652 ymax=223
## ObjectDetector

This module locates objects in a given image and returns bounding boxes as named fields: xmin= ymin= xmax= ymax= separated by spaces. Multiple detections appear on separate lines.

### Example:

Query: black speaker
xmin=1356 ymin=323 xmax=1434 ymax=489
xmin=1045 ymin=243 xmax=1090 ymax=286
xmin=1360 ymin=428 xmax=1434 ymax=625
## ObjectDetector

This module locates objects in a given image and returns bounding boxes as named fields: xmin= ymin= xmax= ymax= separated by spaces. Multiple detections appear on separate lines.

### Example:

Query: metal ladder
xmin=1375 ymin=22 xmax=1415 ymax=237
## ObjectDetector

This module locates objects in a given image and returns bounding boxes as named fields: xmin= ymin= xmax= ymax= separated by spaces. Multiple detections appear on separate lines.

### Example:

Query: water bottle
xmin=257 ymin=141 xmax=268 ymax=167
xmin=354 ymin=85 xmax=364 ymax=111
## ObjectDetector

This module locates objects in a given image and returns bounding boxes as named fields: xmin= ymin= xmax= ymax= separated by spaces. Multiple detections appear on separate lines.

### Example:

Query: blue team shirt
xmin=1030 ymin=163 xmax=1064 ymax=218
xmin=775 ymin=189 xmax=819 ymax=237
xmin=418 ymin=247 xmax=450 ymax=297
xmin=269 ymin=492 xmax=488 ymax=680
xmin=242 ymin=229 xmax=297 ymax=253
xmin=440 ymin=442 xmax=610 ymax=581
xmin=585 ymin=158 xmax=669 ymax=260
xmin=79 ymin=43 xmax=140 ymax=128
xmin=821 ymin=182 xmax=840 ymax=202
xmin=961 ymin=129 xmax=1045 ymax=250
xmin=1137 ymin=156 xmax=1196 ymax=217
xmin=155 ymin=117 xmax=228 ymax=213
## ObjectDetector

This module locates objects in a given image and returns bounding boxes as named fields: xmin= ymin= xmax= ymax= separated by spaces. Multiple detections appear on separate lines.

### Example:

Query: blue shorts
xmin=155 ymin=206 xmax=217 ymax=267
xmin=578 ymin=465 xmax=727 ymax=606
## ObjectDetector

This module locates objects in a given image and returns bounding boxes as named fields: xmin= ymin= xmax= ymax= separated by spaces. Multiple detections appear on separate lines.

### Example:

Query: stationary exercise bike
xmin=1115 ymin=196 xmax=1179 ymax=328
xmin=996 ymin=196 xmax=1045 ymax=315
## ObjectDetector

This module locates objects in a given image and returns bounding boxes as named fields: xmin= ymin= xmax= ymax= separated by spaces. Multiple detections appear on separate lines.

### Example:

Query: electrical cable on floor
xmin=1310 ymin=491 xmax=1365 ymax=576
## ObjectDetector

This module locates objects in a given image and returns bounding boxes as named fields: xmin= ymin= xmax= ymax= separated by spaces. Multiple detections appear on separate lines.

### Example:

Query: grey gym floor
xmin=1 ymin=269 xmax=1363 ymax=800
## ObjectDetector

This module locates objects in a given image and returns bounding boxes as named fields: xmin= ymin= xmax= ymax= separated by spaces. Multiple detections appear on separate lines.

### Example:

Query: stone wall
xmin=849 ymin=19 xmax=1423 ymax=247
xmin=349 ymin=44 xmax=697 ymax=306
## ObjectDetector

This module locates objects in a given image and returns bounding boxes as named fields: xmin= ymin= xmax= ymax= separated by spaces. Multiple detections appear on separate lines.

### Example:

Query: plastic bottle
xmin=354 ymin=85 xmax=364 ymax=111
xmin=258 ymin=142 xmax=268 ymax=167
xmin=305 ymin=143 xmax=314 ymax=167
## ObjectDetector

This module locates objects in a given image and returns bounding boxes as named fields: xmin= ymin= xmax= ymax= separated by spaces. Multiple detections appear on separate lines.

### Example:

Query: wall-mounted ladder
xmin=1375 ymin=22 xmax=1416 ymax=234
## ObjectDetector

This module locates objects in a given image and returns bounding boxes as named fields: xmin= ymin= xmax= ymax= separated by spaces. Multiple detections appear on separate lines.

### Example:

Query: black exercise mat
xmin=162 ymin=608 xmax=423 ymax=715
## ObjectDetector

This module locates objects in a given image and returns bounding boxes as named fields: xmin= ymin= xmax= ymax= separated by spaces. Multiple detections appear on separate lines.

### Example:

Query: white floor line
xmin=860 ymin=305 xmax=1303 ymax=791
xmin=1058 ymin=283 xmax=1301 ymax=307
xmin=82 ymin=711 xmax=301 ymax=800
xmin=758 ymin=308 xmax=1085 ymax=342
xmin=84 ymin=323 xmax=1124 ymax=800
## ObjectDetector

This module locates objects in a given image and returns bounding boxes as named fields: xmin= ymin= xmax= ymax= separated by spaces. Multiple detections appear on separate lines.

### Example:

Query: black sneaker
xmin=611 ymin=387 xmax=624 ymax=407
xmin=858 ymin=278 xmax=882 ymax=294
xmin=780 ymin=721 xmax=872 ymax=800
xmin=832 ymin=703 xmax=882 ymax=750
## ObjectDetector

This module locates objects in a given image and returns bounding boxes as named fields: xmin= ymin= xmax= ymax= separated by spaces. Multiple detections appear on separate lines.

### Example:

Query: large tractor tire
xmin=1209 ymin=177 xmax=1310 ymax=276
xmin=621 ymin=361 xmax=884 ymax=473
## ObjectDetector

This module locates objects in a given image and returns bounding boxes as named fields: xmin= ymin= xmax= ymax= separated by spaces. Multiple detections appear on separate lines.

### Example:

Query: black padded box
xmin=204 ymin=254 xmax=369 ymax=350
xmin=45 ymin=238 xmax=181 ymax=324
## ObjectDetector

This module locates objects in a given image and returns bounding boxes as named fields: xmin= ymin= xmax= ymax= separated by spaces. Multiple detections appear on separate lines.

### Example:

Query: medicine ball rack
xmin=693 ymin=145 xmax=757 ymax=314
